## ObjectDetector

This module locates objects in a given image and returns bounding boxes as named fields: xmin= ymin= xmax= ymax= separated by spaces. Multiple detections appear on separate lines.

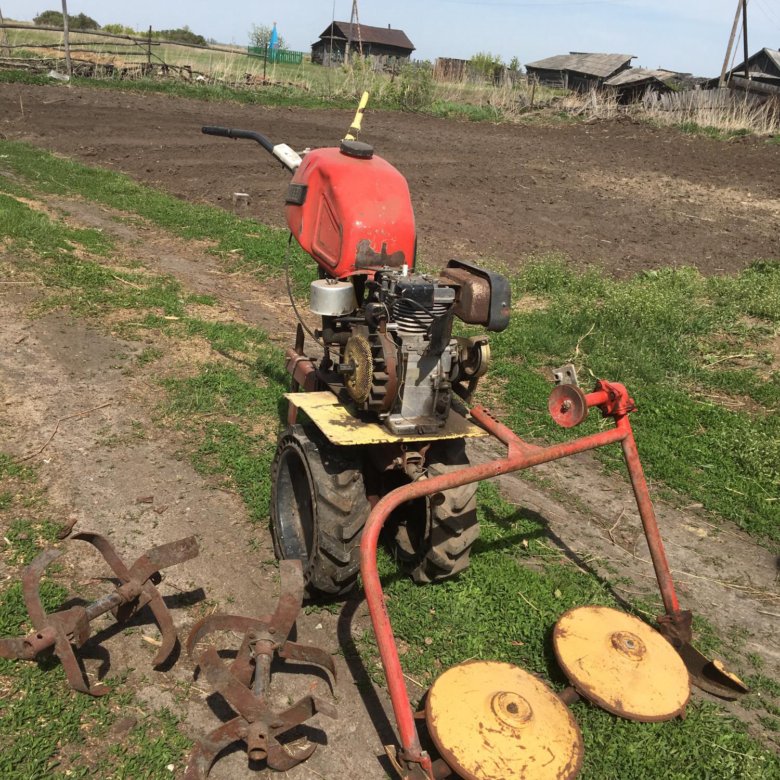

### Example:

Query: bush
xmin=33 ymin=10 xmax=99 ymax=30
xmin=103 ymin=23 xmax=136 ymax=36
xmin=384 ymin=61 xmax=434 ymax=111
xmin=153 ymin=26 xmax=207 ymax=46
xmin=469 ymin=51 xmax=505 ymax=83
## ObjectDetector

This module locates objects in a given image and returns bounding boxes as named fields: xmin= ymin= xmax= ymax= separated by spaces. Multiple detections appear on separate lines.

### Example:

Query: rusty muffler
xmin=184 ymin=559 xmax=336 ymax=778
xmin=0 ymin=532 xmax=199 ymax=695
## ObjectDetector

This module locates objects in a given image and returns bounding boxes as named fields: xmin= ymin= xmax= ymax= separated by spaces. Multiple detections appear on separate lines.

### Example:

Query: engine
xmin=311 ymin=262 xmax=508 ymax=435
xmin=285 ymin=138 xmax=510 ymax=434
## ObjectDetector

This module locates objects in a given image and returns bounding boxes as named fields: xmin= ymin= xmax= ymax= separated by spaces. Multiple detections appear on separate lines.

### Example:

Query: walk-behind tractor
xmin=199 ymin=96 xmax=747 ymax=778
xmin=0 ymin=98 xmax=748 ymax=780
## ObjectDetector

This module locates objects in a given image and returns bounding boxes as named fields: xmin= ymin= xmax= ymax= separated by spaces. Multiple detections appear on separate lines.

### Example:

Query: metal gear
xmin=343 ymin=334 xmax=373 ymax=404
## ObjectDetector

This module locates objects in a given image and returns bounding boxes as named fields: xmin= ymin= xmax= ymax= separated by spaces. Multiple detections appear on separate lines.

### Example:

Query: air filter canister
xmin=310 ymin=279 xmax=357 ymax=316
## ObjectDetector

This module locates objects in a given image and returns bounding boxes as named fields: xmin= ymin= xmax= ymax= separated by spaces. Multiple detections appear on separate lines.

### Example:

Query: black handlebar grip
xmin=201 ymin=126 xmax=233 ymax=137
xmin=201 ymin=125 xmax=275 ymax=154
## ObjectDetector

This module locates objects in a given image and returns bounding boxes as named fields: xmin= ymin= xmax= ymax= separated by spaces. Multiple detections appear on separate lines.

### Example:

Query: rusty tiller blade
xmin=0 ymin=533 xmax=199 ymax=695
xmin=184 ymin=559 xmax=337 ymax=778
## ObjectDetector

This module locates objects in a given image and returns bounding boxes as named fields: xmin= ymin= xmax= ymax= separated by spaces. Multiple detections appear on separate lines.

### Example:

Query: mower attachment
xmin=0 ymin=532 xmax=199 ymax=696
xmin=184 ymin=559 xmax=336 ymax=778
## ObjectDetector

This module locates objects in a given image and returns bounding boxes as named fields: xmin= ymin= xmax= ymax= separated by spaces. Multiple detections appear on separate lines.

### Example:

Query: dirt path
xmin=2 ymin=191 xmax=778 ymax=776
xmin=1 ymin=83 xmax=779 ymax=278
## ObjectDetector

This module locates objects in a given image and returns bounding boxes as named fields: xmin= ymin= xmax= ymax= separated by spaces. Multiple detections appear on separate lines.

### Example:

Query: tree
xmin=250 ymin=24 xmax=285 ymax=51
xmin=33 ymin=9 xmax=99 ymax=29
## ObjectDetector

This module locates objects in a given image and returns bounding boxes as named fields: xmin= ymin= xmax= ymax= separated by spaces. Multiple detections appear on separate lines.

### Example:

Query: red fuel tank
xmin=285 ymin=141 xmax=416 ymax=279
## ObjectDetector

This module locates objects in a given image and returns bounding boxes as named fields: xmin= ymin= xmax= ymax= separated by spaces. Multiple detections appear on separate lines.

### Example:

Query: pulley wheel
xmin=547 ymin=384 xmax=588 ymax=428
xmin=425 ymin=660 xmax=583 ymax=780
xmin=553 ymin=606 xmax=690 ymax=722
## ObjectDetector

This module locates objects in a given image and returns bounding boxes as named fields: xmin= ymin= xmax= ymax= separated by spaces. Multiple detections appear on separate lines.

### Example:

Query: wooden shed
xmin=525 ymin=52 xmax=634 ymax=90
xmin=312 ymin=21 xmax=415 ymax=66
xmin=604 ymin=68 xmax=678 ymax=102
xmin=720 ymin=48 xmax=780 ymax=96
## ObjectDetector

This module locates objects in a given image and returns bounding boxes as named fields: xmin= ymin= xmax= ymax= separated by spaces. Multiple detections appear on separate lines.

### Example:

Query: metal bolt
xmin=562 ymin=400 xmax=572 ymax=412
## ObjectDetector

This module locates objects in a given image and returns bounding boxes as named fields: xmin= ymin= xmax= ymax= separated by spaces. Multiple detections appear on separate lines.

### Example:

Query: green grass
xmin=487 ymin=257 xmax=780 ymax=541
xmin=0 ymin=139 xmax=312 ymax=286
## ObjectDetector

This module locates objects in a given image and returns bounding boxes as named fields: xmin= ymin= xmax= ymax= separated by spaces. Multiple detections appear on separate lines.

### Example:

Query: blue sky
xmin=5 ymin=0 xmax=780 ymax=76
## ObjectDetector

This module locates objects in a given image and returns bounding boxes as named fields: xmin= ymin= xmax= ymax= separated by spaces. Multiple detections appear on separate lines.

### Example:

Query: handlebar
xmin=202 ymin=126 xmax=275 ymax=155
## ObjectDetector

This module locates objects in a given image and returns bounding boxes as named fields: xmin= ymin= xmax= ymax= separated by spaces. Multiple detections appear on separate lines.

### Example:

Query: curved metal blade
xmin=183 ymin=717 xmax=248 ymax=780
xmin=678 ymin=643 xmax=749 ymax=700
xmin=22 ymin=548 xmax=62 ymax=628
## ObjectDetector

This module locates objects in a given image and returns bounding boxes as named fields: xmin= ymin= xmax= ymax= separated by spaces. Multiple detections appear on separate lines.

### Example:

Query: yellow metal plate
xmin=426 ymin=660 xmax=583 ymax=780
xmin=285 ymin=392 xmax=488 ymax=446
xmin=553 ymin=606 xmax=690 ymax=722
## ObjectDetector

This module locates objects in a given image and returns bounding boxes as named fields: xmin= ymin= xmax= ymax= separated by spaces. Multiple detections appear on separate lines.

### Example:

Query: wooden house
xmin=720 ymin=48 xmax=780 ymax=96
xmin=525 ymin=52 xmax=634 ymax=90
xmin=312 ymin=21 xmax=414 ymax=66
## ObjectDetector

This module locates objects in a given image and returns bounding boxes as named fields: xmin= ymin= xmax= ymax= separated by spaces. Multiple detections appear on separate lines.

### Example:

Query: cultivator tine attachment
xmin=0 ymin=533 xmax=199 ymax=695
xmin=184 ymin=559 xmax=336 ymax=778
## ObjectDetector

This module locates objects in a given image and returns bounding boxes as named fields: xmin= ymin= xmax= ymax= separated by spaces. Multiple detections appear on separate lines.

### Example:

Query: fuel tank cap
xmin=340 ymin=139 xmax=374 ymax=159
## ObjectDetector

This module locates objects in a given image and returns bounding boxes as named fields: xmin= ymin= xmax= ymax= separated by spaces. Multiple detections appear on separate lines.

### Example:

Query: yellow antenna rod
xmin=344 ymin=91 xmax=370 ymax=141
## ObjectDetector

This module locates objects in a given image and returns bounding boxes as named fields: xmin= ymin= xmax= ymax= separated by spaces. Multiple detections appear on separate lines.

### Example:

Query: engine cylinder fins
xmin=425 ymin=660 xmax=583 ymax=780
xmin=343 ymin=334 xmax=373 ymax=404
xmin=553 ymin=606 xmax=690 ymax=722
xmin=391 ymin=299 xmax=450 ymax=334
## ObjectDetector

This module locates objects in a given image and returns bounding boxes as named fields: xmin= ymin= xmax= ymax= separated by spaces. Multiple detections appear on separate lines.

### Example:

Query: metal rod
xmin=360 ymin=404 xmax=628 ymax=777
xmin=619 ymin=417 xmax=680 ymax=615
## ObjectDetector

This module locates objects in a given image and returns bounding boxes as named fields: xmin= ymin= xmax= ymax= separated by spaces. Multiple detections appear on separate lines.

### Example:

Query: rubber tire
xmin=399 ymin=439 xmax=480 ymax=584
xmin=270 ymin=425 xmax=369 ymax=598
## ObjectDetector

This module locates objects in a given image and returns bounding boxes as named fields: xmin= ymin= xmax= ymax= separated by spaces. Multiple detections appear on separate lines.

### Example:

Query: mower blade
xmin=678 ymin=643 xmax=748 ymax=699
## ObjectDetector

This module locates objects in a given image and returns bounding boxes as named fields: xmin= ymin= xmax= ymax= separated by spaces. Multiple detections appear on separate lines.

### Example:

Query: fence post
xmin=146 ymin=25 xmax=152 ymax=70
xmin=0 ymin=6 xmax=11 ymax=58
xmin=60 ymin=0 xmax=72 ymax=78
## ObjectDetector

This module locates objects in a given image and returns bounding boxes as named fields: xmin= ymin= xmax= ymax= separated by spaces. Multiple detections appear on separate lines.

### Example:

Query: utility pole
xmin=345 ymin=0 xmax=362 ymax=65
xmin=61 ymin=0 xmax=72 ymax=78
xmin=742 ymin=0 xmax=749 ymax=79
xmin=0 ymin=6 xmax=11 ymax=59
xmin=719 ymin=0 xmax=743 ymax=87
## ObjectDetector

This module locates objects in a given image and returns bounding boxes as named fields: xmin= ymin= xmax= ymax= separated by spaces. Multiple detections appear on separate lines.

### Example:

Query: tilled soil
xmin=1 ymin=83 xmax=779 ymax=277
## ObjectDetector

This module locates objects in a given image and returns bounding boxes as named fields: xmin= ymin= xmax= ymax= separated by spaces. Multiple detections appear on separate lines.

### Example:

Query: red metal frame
xmin=359 ymin=380 xmax=684 ymax=779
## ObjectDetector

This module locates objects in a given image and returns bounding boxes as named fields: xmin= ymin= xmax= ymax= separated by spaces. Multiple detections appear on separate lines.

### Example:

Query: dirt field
xmin=1 ymin=82 xmax=779 ymax=277
xmin=1 ymin=83 xmax=779 ymax=777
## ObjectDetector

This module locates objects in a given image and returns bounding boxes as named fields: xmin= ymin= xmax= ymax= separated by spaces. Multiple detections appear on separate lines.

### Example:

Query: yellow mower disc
xmin=425 ymin=660 xmax=583 ymax=780
xmin=553 ymin=606 xmax=690 ymax=722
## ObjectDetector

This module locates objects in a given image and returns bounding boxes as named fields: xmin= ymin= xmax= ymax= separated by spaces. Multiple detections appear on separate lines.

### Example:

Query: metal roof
xmin=764 ymin=48 xmax=780 ymax=71
xmin=525 ymin=52 xmax=635 ymax=78
xmin=605 ymin=68 xmax=677 ymax=86
xmin=318 ymin=22 xmax=415 ymax=51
